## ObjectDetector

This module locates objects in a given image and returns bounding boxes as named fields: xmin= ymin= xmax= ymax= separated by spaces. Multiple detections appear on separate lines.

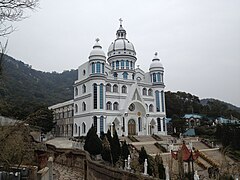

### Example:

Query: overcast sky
xmin=5 ymin=0 xmax=240 ymax=107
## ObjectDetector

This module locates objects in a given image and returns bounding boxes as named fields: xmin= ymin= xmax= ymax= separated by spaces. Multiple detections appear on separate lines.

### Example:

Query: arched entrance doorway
xmin=128 ymin=119 xmax=136 ymax=135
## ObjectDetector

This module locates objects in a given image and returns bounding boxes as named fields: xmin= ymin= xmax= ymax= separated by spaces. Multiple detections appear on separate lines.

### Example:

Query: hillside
xmin=0 ymin=54 xmax=239 ymax=120
xmin=165 ymin=91 xmax=240 ymax=119
xmin=0 ymin=54 xmax=77 ymax=119
xmin=200 ymin=98 xmax=240 ymax=113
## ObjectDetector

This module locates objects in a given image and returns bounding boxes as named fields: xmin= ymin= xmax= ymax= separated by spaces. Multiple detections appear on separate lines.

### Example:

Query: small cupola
xmin=89 ymin=38 xmax=106 ymax=62
xmin=149 ymin=52 xmax=163 ymax=71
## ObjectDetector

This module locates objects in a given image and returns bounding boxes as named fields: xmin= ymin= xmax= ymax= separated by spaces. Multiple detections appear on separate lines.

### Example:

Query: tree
xmin=0 ymin=0 xmax=39 ymax=36
xmin=84 ymin=125 xmax=102 ymax=155
xmin=26 ymin=107 xmax=54 ymax=133
xmin=0 ymin=122 xmax=35 ymax=171
xmin=111 ymin=130 xmax=121 ymax=164
xmin=138 ymin=146 xmax=153 ymax=175
xmin=121 ymin=140 xmax=130 ymax=161
xmin=138 ymin=146 xmax=148 ymax=165
xmin=101 ymin=135 xmax=112 ymax=163
xmin=155 ymin=154 xmax=166 ymax=179
xmin=172 ymin=114 xmax=186 ymax=134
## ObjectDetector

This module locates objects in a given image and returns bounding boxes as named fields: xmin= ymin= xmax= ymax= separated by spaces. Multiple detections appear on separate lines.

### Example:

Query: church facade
xmin=49 ymin=21 xmax=167 ymax=137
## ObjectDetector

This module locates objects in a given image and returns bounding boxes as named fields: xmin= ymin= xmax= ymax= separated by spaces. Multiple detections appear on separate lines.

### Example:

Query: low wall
xmin=47 ymin=144 xmax=155 ymax=180
xmin=37 ymin=157 xmax=53 ymax=180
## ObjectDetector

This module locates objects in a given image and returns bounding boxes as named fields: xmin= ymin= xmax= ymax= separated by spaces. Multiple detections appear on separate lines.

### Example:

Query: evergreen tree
xmin=138 ymin=146 xmax=148 ymax=165
xmin=84 ymin=125 xmax=102 ymax=155
xmin=121 ymin=140 xmax=130 ymax=161
xmin=101 ymin=135 xmax=112 ymax=163
xmin=111 ymin=130 xmax=121 ymax=164
xmin=106 ymin=129 xmax=112 ymax=143
xmin=155 ymin=154 xmax=166 ymax=179
xmin=138 ymin=146 xmax=154 ymax=175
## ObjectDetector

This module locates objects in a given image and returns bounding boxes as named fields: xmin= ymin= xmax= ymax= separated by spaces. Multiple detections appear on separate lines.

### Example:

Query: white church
xmin=49 ymin=20 xmax=167 ymax=137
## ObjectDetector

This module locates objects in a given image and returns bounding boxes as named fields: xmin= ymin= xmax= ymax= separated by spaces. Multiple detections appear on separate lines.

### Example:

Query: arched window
xmin=163 ymin=118 xmax=166 ymax=131
xmin=138 ymin=117 xmax=142 ymax=132
xmin=121 ymin=60 xmax=124 ymax=69
xmin=92 ymin=62 xmax=95 ymax=73
xmin=75 ymin=104 xmax=78 ymax=113
xmin=130 ymin=61 xmax=133 ymax=69
xmin=106 ymin=83 xmax=111 ymax=92
xmin=157 ymin=118 xmax=161 ymax=131
xmin=123 ymin=72 xmax=128 ymax=79
xmin=102 ymin=63 xmax=104 ymax=73
xmin=82 ymin=102 xmax=86 ymax=111
xmin=126 ymin=60 xmax=129 ymax=69
xmin=142 ymin=88 xmax=147 ymax=95
xmin=82 ymin=84 xmax=86 ymax=94
xmin=75 ymin=87 xmax=78 ymax=96
xmin=122 ymin=85 xmax=127 ymax=93
xmin=148 ymin=88 xmax=153 ymax=96
xmin=113 ymin=102 xmax=119 ymax=110
xmin=116 ymin=60 xmax=119 ymax=69
xmin=75 ymin=123 xmax=77 ymax=134
xmin=96 ymin=62 xmax=101 ymax=73
xmin=145 ymin=104 xmax=148 ymax=110
xmin=82 ymin=122 xmax=86 ymax=134
xmin=132 ymin=73 xmax=135 ymax=80
xmin=100 ymin=116 xmax=104 ymax=133
xmin=149 ymin=104 xmax=154 ymax=112
xmin=106 ymin=101 xmax=112 ymax=110
xmin=93 ymin=83 xmax=97 ymax=109
xmin=93 ymin=116 xmax=97 ymax=130
xmin=99 ymin=83 xmax=104 ymax=109
xmin=113 ymin=84 xmax=118 ymax=93
xmin=113 ymin=72 xmax=118 ymax=78
xmin=155 ymin=90 xmax=160 ymax=112
xmin=153 ymin=73 xmax=157 ymax=82
xmin=157 ymin=72 xmax=161 ymax=82
xmin=161 ymin=90 xmax=165 ymax=112
xmin=112 ymin=62 xmax=115 ymax=69
xmin=83 ymin=69 xmax=86 ymax=76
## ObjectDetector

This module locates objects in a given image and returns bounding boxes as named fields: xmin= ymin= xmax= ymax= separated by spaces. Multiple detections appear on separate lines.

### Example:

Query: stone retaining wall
xmin=47 ymin=144 xmax=156 ymax=180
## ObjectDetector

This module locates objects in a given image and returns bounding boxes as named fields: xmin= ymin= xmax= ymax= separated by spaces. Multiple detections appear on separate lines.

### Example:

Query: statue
xmin=189 ymin=141 xmax=193 ymax=150
xmin=165 ymin=165 xmax=170 ymax=180
xmin=124 ymin=159 xmax=127 ymax=170
xmin=194 ymin=170 xmax=200 ymax=180
xmin=127 ymin=155 xmax=131 ymax=170
xmin=144 ymin=159 xmax=148 ymax=175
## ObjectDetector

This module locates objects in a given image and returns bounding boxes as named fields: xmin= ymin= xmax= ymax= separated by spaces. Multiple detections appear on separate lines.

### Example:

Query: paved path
xmin=53 ymin=163 xmax=84 ymax=180
xmin=46 ymin=138 xmax=73 ymax=148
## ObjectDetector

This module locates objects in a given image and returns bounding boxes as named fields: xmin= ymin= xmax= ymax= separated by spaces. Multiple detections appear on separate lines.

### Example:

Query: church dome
xmin=108 ymin=39 xmax=135 ymax=53
xmin=89 ymin=38 xmax=106 ymax=61
xmin=107 ymin=19 xmax=136 ymax=57
xmin=149 ymin=52 xmax=163 ymax=70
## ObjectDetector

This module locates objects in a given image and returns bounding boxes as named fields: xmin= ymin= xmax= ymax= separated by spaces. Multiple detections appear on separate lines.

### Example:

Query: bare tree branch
xmin=0 ymin=0 xmax=39 ymax=75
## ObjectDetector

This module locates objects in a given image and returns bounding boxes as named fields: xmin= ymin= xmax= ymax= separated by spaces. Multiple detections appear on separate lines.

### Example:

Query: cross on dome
xmin=154 ymin=52 xmax=158 ymax=56
xmin=119 ymin=18 xmax=123 ymax=26
xmin=95 ymin=38 xmax=100 ymax=42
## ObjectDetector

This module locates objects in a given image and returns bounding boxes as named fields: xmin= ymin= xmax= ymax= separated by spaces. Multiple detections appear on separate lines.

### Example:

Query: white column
xmin=97 ymin=116 xmax=100 ymax=134
xmin=161 ymin=118 xmax=163 ymax=132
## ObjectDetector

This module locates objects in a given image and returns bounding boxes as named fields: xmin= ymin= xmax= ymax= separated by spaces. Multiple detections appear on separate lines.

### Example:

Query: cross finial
xmin=154 ymin=52 xmax=158 ymax=56
xmin=95 ymin=38 xmax=100 ymax=42
xmin=119 ymin=18 xmax=123 ymax=26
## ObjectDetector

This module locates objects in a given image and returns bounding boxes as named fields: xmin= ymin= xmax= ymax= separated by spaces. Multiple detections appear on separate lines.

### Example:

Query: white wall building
xmin=50 ymin=21 xmax=167 ymax=137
